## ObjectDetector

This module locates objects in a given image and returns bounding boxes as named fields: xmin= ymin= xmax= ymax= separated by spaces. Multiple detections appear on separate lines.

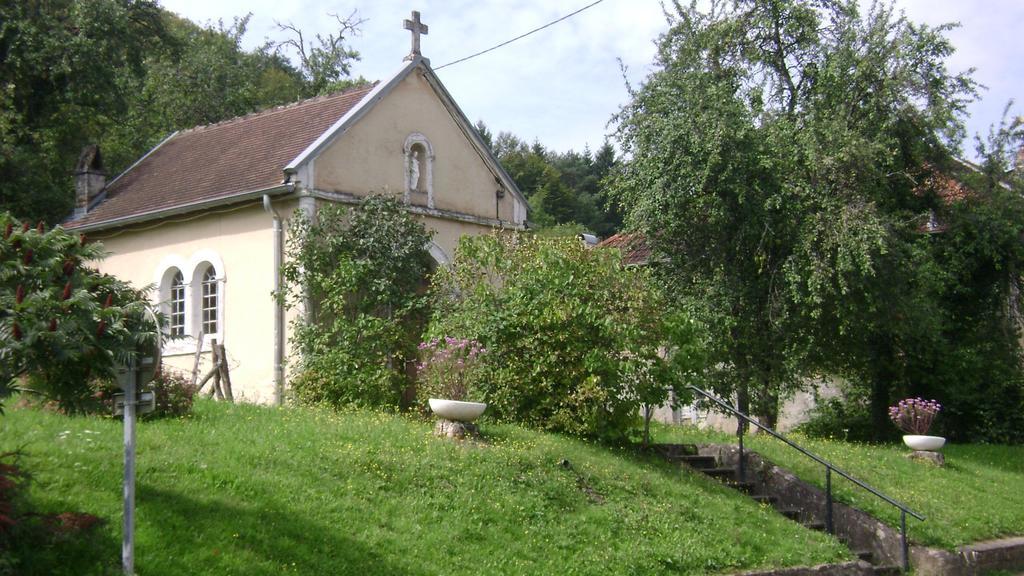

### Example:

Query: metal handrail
xmin=687 ymin=385 xmax=924 ymax=572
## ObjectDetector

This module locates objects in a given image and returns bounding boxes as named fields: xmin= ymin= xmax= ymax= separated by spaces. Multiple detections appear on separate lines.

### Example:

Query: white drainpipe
xmin=263 ymin=193 xmax=286 ymax=406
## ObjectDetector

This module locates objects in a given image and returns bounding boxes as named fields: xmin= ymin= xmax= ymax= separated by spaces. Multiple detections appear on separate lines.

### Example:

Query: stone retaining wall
xmin=736 ymin=560 xmax=874 ymax=576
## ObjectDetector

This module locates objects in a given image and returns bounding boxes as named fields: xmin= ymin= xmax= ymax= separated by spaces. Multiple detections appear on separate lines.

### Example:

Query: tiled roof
xmin=915 ymin=162 xmax=974 ymax=205
xmin=66 ymin=85 xmax=375 ymax=229
xmin=913 ymin=161 xmax=977 ymax=233
xmin=598 ymin=232 xmax=652 ymax=266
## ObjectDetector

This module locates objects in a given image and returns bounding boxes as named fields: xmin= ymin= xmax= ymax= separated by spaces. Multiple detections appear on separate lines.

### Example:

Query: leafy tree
xmin=427 ymin=233 xmax=700 ymax=440
xmin=137 ymin=15 xmax=294 ymax=134
xmin=921 ymin=112 xmax=1024 ymax=442
xmin=474 ymin=119 xmax=494 ymax=151
xmin=608 ymin=0 xmax=978 ymax=432
xmin=0 ymin=2 xmax=364 ymax=225
xmin=271 ymin=11 xmax=365 ymax=96
xmin=486 ymin=128 xmax=621 ymax=235
xmin=0 ymin=0 xmax=168 ymax=223
xmin=280 ymin=196 xmax=433 ymax=410
xmin=0 ymin=213 xmax=159 ymax=413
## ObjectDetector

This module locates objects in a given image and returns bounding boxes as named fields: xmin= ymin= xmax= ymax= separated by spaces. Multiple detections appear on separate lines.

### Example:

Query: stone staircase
xmin=651 ymin=443 xmax=904 ymax=575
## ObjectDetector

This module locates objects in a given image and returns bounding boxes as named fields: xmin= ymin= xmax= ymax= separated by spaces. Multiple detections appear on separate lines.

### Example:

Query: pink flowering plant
xmin=888 ymin=397 xmax=942 ymax=435
xmin=417 ymin=337 xmax=487 ymax=402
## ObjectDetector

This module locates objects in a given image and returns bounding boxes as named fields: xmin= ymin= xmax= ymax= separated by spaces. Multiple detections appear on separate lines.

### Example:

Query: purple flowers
xmin=888 ymin=397 xmax=942 ymax=435
xmin=418 ymin=337 xmax=487 ymax=401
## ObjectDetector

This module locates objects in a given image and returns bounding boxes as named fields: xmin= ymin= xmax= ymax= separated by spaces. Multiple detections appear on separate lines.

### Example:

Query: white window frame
xmin=154 ymin=250 xmax=225 ymax=356
xmin=169 ymin=270 xmax=186 ymax=337
xmin=199 ymin=265 xmax=219 ymax=336
xmin=188 ymin=252 xmax=225 ymax=347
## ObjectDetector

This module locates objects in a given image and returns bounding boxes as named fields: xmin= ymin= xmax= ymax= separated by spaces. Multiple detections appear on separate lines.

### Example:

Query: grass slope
xmin=1 ymin=400 xmax=849 ymax=575
xmin=653 ymin=425 xmax=1024 ymax=550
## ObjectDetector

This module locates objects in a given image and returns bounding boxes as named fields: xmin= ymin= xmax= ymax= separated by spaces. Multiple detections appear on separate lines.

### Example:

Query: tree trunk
xmin=643 ymin=405 xmax=652 ymax=446
xmin=870 ymin=370 xmax=892 ymax=441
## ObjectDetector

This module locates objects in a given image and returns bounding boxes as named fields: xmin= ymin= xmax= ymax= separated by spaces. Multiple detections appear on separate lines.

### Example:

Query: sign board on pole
xmin=112 ymin=391 xmax=156 ymax=417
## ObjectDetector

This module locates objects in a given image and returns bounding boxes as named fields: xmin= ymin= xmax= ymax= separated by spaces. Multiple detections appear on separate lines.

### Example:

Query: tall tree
xmin=0 ymin=0 xmax=167 ymax=223
xmin=608 ymin=0 xmax=977 ymax=430
xmin=0 ymin=2 xmax=363 ymax=225
xmin=270 ymin=10 xmax=365 ymax=96
xmin=486 ymin=126 xmax=621 ymax=235
xmin=922 ymin=112 xmax=1024 ymax=442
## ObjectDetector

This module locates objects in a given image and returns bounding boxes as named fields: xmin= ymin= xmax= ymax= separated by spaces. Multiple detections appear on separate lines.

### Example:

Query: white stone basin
xmin=903 ymin=435 xmax=945 ymax=451
xmin=429 ymin=399 xmax=487 ymax=422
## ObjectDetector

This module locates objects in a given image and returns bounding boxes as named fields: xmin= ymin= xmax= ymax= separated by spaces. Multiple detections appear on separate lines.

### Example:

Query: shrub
xmin=146 ymin=370 xmax=197 ymax=419
xmin=0 ymin=451 xmax=27 ymax=570
xmin=0 ymin=213 xmax=160 ymax=414
xmin=427 ymin=233 xmax=702 ymax=440
xmin=290 ymin=344 xmax=401 ymax=407
xmin=289 ymin=349 xmax=398 ymax=410
xmin=797 ymin=394 xmax=883 ymax=442
xmin=280 ymin=196 xmax=432 ymax=410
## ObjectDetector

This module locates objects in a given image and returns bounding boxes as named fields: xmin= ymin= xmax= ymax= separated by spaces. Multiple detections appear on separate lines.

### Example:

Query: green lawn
xmin=1 ymin=400 xmax=849 ymax=575
xmin=652 ymin=424 xmax=1024 ymax=550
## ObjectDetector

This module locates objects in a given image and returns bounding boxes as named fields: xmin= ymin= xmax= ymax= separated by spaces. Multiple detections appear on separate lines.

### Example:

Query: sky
xmin=158 ymin=0 xmax=1023 ymax=159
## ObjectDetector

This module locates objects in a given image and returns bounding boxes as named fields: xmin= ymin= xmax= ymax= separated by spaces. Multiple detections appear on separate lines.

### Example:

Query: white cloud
xmin=159 ymin=0 xmax=1022 ymax=157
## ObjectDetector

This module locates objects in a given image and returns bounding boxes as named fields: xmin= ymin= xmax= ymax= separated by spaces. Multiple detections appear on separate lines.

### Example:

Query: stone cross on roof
xmin=403 ymin=10 xmax=428 ymax=61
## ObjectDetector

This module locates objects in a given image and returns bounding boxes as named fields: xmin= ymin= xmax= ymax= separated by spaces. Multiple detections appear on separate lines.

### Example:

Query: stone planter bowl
xmin=903 ymin=435 xmax=945 ymax=451
xmin=429 ymin=399 xmax=487 ymax=422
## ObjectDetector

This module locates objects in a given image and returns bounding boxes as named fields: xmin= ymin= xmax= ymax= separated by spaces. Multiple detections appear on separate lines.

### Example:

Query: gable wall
xmin=88 ymin=202 xmax=281 ymax=403
xmin=312 ymin=71 xmax=519 ymax=222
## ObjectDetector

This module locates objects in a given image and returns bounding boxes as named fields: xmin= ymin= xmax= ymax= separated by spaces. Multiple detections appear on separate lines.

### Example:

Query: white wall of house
xmin=90 ymin=203 xmax=280 ymax=402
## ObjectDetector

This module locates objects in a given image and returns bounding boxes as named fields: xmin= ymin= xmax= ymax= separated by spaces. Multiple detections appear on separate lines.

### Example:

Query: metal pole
xmin=123 ymin=358 xmax=137 ymax=575
xmin=901 ymin=509 xmax=909 ymax=572
xmin=825 ymin=466 xmax=834 ymax=535
xmin=738 ymin=421 xmax=745 ymax=483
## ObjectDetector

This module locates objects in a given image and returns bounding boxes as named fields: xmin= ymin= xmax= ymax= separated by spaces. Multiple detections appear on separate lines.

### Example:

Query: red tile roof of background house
xmin=598 ymin=232 xmax=653 ymax=266
xmin=66 ymin=85 xmax=376 ymax=229
xmin=915 ymin=162 xmax=974 ymax=205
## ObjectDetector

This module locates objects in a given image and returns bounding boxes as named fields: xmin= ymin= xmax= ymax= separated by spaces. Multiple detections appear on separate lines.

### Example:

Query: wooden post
xmin=217 ymin=343 xmax=234 ymax=402
xmin=189 ymin=331 xmax=205 ymax=387
xmin=208 ymin=338 xmax=224 ymax=400
xmin=195 ymin=365 xmax=218 ymax=393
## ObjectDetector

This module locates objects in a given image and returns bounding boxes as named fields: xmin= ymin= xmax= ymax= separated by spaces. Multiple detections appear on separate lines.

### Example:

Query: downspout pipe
xmin=263 ymin=194 xmax=285 ymax=406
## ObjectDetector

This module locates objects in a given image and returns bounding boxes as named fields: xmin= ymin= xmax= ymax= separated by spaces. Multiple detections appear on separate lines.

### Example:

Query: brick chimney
xmin=74 ymin=144 xmax=106 ymax=219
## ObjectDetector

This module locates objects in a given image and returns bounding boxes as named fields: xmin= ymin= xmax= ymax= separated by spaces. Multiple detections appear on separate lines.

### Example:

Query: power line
xmin=434 ymin=0 xmax=607 ymax=71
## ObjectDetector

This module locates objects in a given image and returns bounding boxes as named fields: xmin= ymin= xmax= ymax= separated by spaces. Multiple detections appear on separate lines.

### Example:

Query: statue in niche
xmin=410 ymin=148 xmax=421 ymax=192
xmin=409 ymin=143 xmax=427 ymax=193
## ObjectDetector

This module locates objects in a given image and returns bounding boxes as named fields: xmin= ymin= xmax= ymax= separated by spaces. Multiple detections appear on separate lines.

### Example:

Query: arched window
xmin=169 ymin=271 xmax=186 ymax=336
xmin=403 ymin=133 xmax=434 ymax=207
xmin=155 ymin=252 xmax=224 ymax=353
xmin=201 ymin=266 xmax=218 ymax=335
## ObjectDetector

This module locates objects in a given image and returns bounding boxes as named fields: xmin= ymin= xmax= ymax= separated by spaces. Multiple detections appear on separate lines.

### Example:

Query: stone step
xmin=852 ymin=549 xmax=873 ymax=562
xmin=726 ymin=480 xmax=757 ymax=493
xmin=803 ymin=520 xmax=826 ymax=531
xmin=671 ymin=454 xmax=717 ymax=469
xmin=752 ymin=494 xmax=777 ymax=505
xmin=872 ymin=565 xmax=903 ymax=576
xmin=703 ymin=467 xmax=738 ymax=479
xmin=650 ymin=443 xmax=699 ymax=458
xmin=778 ymin=507 xmax=801 ymax=520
